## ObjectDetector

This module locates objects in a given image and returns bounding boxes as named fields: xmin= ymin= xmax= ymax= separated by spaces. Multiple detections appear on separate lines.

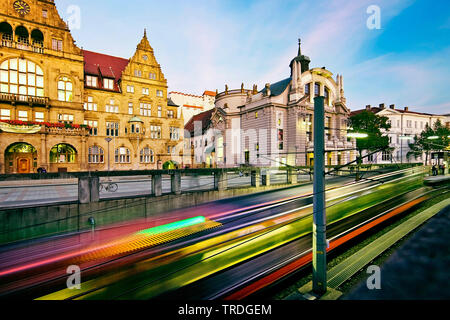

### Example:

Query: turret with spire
xmin=290 ymin=39 xmax=311 ymax=74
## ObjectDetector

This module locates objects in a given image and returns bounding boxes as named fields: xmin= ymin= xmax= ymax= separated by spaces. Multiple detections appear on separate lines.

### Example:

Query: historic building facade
xmin=351 ymin=104 xmax=446 ymax=164
xmin=0 ymin=0 xmax=183 ymax=173
xmin=185 ymin=40 xmax=356 ymax=168
xmin=169 ymin=90 xmax=216 ymax=125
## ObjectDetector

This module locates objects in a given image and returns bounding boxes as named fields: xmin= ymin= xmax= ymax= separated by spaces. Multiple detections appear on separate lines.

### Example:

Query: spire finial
xmin=298 ymin=38 xmax=302 ymax=56
xmin=144 ymin=28 xmax=147 ymax=38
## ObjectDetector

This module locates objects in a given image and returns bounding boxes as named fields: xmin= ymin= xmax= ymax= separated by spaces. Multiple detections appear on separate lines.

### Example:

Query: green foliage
xmin=407 ymin=120 xmax=450 ymax=164
xmin=348 ymin=110 xmax=392 ymax=156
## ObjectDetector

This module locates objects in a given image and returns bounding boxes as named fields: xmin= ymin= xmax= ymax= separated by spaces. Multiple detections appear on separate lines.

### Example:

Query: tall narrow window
xmin=157 ymin=106 xmax=162 ymax=117
xmin=84 ymin=96 xmax=97 ymax=111
xmin=106 ymin=122 xmax=119 ymax=137
xmin=140 ymin=103 xmax=151 ymax=116
xmin=314 ymin=83 xmax=320 ymax=97
xmin=58 ymin=77 xmax=73 ymax=102
xmin=128 ymin=103 xmax=133 ymax=115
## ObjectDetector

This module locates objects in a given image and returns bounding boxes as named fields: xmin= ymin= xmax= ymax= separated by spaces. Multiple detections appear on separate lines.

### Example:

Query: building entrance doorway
xmin=4 ymin=142 xmax=37 ymax=174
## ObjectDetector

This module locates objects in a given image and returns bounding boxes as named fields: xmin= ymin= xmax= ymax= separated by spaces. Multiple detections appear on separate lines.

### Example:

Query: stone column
xmin=214 ymin=170 xmax=228 ymax=191
xmin=80 ymin=136 xmax=87 ymax=171
xmin=78 ymin=176 xmax=99 ymax=204
xmin=171 ymin=172 xmax=181 ymax=195
xmin=251 ymin=170 xmax=260 ymax=187
xmin=40 ymin=133 xmax=48 ymax=170
xmin=152 ymin=174 xmax=162 ymax=197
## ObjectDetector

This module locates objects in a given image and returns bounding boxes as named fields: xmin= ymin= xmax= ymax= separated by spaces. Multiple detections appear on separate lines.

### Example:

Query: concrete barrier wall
xmin=0 ymin=182 xmax=298 ymax=245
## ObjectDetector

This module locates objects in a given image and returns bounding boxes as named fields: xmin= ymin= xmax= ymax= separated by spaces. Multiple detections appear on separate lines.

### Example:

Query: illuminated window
xmin=1 ymin=109 xmax=11 ymax=120
xmin=57 ymin=76 xmax=73 ymax=102
xmin=18 ymin=110 xmax=28 ymax=121
xmin=49 ymin=144 xmax=76 ymax=163
xmin=35 ymin=112 xmax=44 ymax=122
xmin=0 ymin=58 xmax=44 ymax=97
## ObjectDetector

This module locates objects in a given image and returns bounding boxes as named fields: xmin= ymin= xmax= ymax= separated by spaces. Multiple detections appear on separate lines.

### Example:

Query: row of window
xmin=88 ymin=146 xmax=155 ymax=164
xmin=133 ymin=70 xmax=158 ymax=80
xmin=84 ymin=97 xmax=175 ymax=117
xmin=127 ymin=84 xmax=163 ymax=97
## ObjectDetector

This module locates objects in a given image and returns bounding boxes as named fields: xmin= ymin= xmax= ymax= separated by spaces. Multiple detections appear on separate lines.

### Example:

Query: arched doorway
xmin=4 ymin=142 xmax=37 ymax=173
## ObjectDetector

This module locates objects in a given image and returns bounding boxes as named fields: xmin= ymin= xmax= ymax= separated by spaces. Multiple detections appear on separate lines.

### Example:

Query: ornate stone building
xmin=187 ymin=40 xmax=356 ymax=168
xmin=0 ymin=0 xmax=183 ymax=173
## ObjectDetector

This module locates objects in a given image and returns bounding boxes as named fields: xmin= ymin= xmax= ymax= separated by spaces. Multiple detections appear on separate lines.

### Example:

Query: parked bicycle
xmin=99 ymin=181 xmax=118 ymax=192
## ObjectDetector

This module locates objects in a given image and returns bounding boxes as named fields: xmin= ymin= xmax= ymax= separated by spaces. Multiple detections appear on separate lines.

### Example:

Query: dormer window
xmin=103 ymin=78 xmax=114 ymax=90
xmin=86 ymin=75 xmax=97 ymax=87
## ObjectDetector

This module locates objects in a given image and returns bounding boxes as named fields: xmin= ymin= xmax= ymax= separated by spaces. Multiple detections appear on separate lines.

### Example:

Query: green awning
xmin=128 ymin=116 xmax=144 ymax=123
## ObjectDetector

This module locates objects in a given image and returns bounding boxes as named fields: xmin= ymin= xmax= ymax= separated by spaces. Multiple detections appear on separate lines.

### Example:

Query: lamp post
xmin=347 ymin=132 xmax=368 ymax=181
xmin=105 ymin=137 xmax=112 ymax=171
xmin=312 ymin=96 xmax=327 ymax=295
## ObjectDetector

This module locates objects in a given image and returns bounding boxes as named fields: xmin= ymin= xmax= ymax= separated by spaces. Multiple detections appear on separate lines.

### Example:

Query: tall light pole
xmin=312 ymin=96 xmax=327 ymax=295
xmin=105 ymin=137 xmax=112 ymax=171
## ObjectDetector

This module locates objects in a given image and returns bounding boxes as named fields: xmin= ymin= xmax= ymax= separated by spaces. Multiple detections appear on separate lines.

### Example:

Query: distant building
xmin=351 ymin=104 xmax=446 ymax=164
xmin=169 ymin=91 xmax=216 ymax=125
xmin=184 ymin=40 xmax=356 ymax=168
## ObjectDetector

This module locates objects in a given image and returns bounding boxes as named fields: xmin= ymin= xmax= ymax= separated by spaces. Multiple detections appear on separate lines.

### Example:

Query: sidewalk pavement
xmin=343 ymin=201 xmax=450 ymax=300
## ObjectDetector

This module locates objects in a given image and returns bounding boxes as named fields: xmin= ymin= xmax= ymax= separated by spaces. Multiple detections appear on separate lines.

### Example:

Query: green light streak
xmin=136 ymin=216 xmax=206 ymax=236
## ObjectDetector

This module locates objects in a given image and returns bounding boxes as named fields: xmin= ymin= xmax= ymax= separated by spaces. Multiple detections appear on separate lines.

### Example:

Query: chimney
xmin=365 ymin=105 xmax=371 ymax=110
xmin=404 ymin=106 xmax=409 ymax=112
xmin=390 ymin=104 xmax=395 ymax=109
xmin=379 ymin=103 xmax=385 ymax=109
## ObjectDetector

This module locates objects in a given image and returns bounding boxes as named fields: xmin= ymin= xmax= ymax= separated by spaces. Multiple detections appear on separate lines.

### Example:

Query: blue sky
xmin=56 ymin=0 xmax=450 ymax=114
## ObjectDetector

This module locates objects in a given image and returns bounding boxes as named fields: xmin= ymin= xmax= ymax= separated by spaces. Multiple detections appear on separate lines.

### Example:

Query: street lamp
xmin=105 ymin=137 xmax=112 ymax=171
xmin=347 ymin=131 xmax=368 ymax=181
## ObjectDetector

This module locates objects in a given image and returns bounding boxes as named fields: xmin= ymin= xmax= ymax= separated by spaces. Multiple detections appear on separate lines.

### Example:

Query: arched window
xmin=31 ymin=29 xmax=44 ymax=47
xmin=140 ymin=147 xmax=154 ymax=163
xmin=88 ymin=146 xmax=104 ymax=163
xmin=58 ymin=76 xmax=73 ymax=102
xmin=324 ymin=87 xmax=330 ymax=105
xmin=0 ymin=58 xmax=44 ymax=96
xmin=15 ymin=26 xmax=29 ymax=44
xmin=0 ymin=22 xmax=13 ymax=41
xmin=115 ymin=147 xmax=130 ymax=163
xmin=49 ymin=144 xmax=77 ymax=163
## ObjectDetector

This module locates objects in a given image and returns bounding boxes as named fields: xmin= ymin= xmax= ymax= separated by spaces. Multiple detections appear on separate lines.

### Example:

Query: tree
xmin=407 ymin=120 xmax=450 ymax=165
xmin=348 ymin=110 xmax=392 ymax=160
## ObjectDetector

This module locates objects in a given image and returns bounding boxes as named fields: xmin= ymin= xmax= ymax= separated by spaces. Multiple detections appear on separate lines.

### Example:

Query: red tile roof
xmin=184 ymin=109 xmax=215 ymax=134
xmin=203 ymin=90 xmax=216 ymax=97
xmin=82 ymin=50 xmax=130 ymax=92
